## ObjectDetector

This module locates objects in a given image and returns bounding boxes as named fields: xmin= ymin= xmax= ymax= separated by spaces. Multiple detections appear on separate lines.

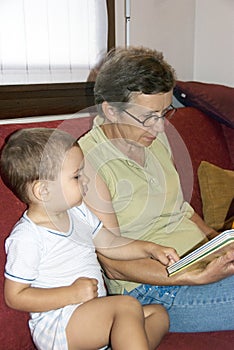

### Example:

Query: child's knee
xmin=122 ymin=294 xmax=141 ymax=305
xmin=157 ymin=305 xmax=169 ymax=327
xmin=116 ymin=295 xmax=144 ymax=313
xmin=144 ymin=304 xmax=169 ymax=328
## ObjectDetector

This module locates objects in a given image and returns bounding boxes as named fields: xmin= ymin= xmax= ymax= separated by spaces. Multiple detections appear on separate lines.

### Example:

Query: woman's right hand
xmin=181 ymin=248 xmax=234 ymax=285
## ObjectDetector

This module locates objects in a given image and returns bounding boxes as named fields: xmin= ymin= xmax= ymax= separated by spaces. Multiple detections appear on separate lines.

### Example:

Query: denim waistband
xmin=124 ymin=283 xmax=180 ymax=310
xmin=143 ymin=284 xmax=179 ymax=297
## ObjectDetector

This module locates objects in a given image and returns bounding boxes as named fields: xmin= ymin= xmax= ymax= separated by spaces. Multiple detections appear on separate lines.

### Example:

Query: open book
xmin=167 ymin=229 xmax=234 ymax=276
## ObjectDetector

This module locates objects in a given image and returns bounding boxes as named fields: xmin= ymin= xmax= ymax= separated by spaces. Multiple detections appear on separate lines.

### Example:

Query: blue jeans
xmin=124 ymin=275 xmax=234 ymax=332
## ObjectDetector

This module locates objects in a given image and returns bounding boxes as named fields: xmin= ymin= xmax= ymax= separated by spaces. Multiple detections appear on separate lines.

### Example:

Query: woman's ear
xmin=101 ymin=101 xmax=118 ymax=123
xmin=32 ymin=180 xmax=50 ymax=201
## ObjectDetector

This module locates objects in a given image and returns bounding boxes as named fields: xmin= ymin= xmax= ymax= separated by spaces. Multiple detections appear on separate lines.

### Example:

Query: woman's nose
xmin=150 ymin=118 xmax=165 ymax=133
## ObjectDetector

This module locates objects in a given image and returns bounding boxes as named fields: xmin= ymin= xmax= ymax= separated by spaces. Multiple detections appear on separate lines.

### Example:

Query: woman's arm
xmin=83 ymin=161 xmax=121 ymax=236
xmin=98 ymin=248 xmax=234 ymax=286
xmin=97 ymin=253 xmax=178 ymax=285
xmin=190 ymin=212 xmax=218 ymax=240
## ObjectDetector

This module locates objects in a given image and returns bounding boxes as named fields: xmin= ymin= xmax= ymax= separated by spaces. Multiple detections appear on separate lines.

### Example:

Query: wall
xmin=115 ymin=0 xmax=234 ymax=86
xmin=194 ymin=0 xmax=234 ymax=86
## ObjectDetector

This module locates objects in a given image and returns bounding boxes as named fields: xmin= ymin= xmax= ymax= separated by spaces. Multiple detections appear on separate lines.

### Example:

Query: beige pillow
xmin=198 ymin=161 xmax=234 ymax=231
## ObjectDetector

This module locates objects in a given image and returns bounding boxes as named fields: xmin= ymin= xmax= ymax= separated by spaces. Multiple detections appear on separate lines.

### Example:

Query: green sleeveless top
xmin=79 ymin=117 xmax=206 ymax=293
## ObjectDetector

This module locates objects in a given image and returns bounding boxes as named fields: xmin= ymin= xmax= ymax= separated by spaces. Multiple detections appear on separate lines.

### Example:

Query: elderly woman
xmin=79 ymin=46 xmax=234 ymax=332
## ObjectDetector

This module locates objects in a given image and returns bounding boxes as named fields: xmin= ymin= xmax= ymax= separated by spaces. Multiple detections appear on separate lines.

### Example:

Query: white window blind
xmin=0 ymin=0 xmax=108 ymax=85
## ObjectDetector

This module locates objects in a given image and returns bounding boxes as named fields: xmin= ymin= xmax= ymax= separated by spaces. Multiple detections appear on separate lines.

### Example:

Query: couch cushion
xmin=174 ymin=81 xmax=234 ymax=128
xmin=222 ymin=124 xmax=234 ymax=167
xmin=158 ymin=331 xmax=234 ymax=350
xmin=167 ymin=107 xmax=232 ymax=217
xmin=198 ymin=161 xmax=234 ymax=231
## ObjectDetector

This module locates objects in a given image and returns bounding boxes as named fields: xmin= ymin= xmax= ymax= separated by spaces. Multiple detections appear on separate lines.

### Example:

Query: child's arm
xmin=94 ymin=227 xmax=179 ymax=266
xmin=4 ymin=276 xmax=98 ymax=313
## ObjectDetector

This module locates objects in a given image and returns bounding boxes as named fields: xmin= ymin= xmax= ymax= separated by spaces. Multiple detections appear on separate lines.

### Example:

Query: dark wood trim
xmin=0 ymin=82 xmax=95 ymax=119
xmin=0 ymin=2 xmax=115 ymax=120
xmin=107 ymin=0 xmax=115 ymax=50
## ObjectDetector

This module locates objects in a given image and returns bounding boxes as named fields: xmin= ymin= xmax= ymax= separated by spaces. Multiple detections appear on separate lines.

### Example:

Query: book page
xmin=167 ymin=229 xmax=234 ymax=276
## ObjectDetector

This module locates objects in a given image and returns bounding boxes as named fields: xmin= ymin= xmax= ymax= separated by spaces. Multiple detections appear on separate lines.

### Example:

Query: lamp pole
xmin=125 ymin=0 xmax=131 ymax=47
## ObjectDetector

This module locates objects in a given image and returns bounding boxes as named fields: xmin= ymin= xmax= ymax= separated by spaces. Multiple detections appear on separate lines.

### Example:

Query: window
xmin=0 ymin=0 xmax=110 ymax=85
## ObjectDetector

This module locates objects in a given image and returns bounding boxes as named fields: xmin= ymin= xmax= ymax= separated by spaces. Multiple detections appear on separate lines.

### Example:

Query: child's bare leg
xmin=143 ymin=304 xmax=169 ymax=350
xmin=66 ymin=295 xmax=150 ymax=350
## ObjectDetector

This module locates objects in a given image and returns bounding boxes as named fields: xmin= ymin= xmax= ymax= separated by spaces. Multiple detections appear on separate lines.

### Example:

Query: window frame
xmin=0 ymin=0 xmax=115 ymax=120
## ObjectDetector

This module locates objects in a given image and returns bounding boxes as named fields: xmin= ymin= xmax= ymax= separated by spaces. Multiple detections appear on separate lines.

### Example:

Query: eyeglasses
xmin=123 ymin=104 xmax=177 ymax=127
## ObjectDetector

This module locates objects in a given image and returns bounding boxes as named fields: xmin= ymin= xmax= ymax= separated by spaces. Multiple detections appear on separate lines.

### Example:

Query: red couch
xmin=0 ymin=83 xmax=234 ymax=349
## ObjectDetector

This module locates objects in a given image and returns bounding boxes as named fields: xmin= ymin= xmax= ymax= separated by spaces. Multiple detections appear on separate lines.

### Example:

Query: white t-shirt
xmin=5 ymin=202 xmax=107 ymax=350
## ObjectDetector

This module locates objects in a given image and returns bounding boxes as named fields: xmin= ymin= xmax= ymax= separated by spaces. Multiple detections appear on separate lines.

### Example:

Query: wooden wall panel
xmin=0 ymin=82 xmax=95 ymax=119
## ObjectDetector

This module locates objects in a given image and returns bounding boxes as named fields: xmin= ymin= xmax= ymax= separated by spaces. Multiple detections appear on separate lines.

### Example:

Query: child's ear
xmin=32 ymin=180 xmax=50 ymax=201
xmin=101 ymin=101 xmax=118 ymax=123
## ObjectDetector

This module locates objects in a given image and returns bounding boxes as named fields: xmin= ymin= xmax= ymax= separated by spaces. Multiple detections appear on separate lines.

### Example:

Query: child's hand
xmin=70 ymin=277 xmax=98 ymax=303
xmin=150 ymin=244 xmax=180 ymax=266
